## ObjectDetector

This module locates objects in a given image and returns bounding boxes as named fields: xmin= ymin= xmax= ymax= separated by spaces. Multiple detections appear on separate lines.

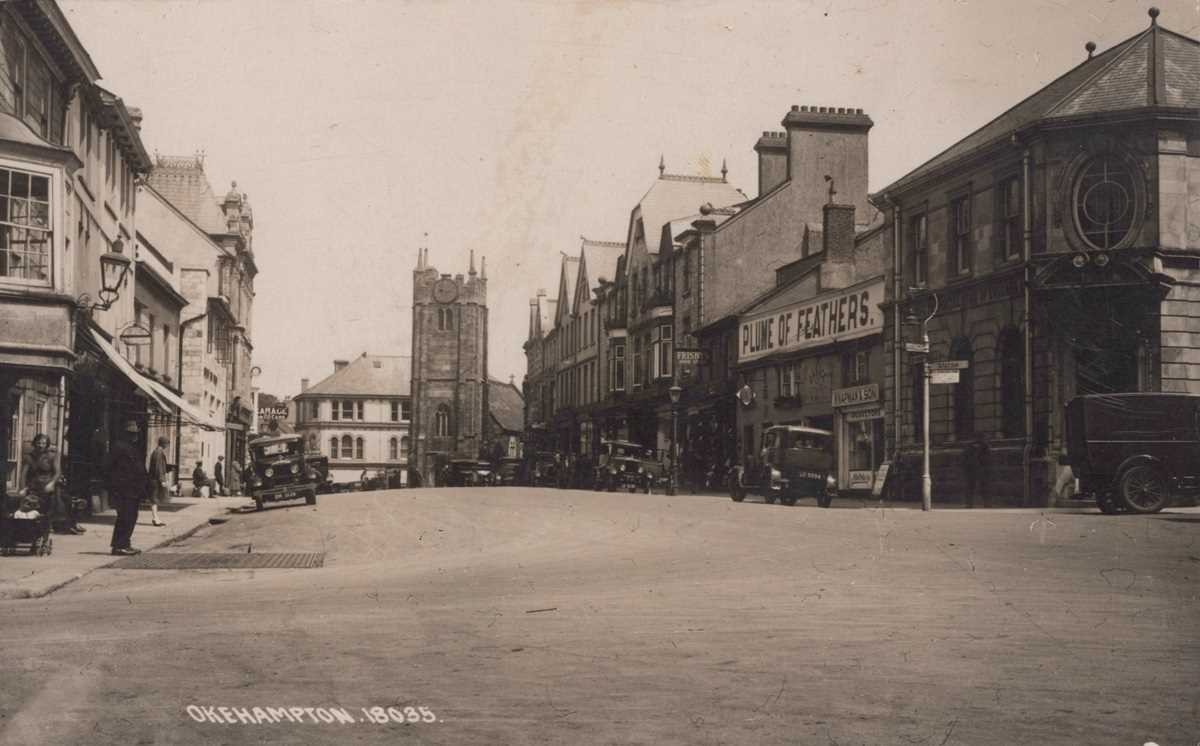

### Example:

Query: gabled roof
xmin=629 ymin=173 xmax=745 ymax=256
xmin=881 ymin=15 xmax=1200 ymax=195
xmin=579 ymin=238 xmax=624 ymax=290
xmin=488 ymin=378 xmax=525 ymax=433
xmin=145 ymin=155 xmax=230 ymax=235
xmin=556 ymin=254 xmax=581 ymax=319
xmin=297 ymin=354 xmax=412 ymax=398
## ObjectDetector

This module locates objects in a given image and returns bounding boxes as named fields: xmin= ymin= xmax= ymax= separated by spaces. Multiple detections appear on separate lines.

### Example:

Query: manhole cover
xmin=105 ymin=552 xmax=325 ymax=570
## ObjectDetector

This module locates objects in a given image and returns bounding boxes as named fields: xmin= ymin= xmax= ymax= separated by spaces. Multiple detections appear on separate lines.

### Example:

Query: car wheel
xmin=764 ymin=493 xmax=777 ymax=505
xmin=1119 ymin=465 xmax=1170 ymax=514
xmin=254 ymin=496 xmax=264 ymax=512
xmin=780 ymin=494 xmax=797 ymax=506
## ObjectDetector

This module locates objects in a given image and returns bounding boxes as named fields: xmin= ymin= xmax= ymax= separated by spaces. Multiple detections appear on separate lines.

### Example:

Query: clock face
xmin=433 ymin=279 xmax=458 ymax=304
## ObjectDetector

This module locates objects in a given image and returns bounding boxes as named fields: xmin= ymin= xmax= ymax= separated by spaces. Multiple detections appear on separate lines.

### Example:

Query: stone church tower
xmin=409 ymin=248 xmax=489 ymax=485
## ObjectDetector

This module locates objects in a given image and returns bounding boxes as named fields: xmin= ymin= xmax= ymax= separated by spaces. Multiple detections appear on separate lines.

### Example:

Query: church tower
xmin=409 ymin=247 xmax=489 ymax=485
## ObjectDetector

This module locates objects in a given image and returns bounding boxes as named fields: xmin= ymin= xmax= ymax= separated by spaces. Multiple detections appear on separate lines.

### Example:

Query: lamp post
xmin=78 ymin=239 xmax=132 ymax=314
xmin=668 ymin=383 xmax=682 ymax=496
xmin=905 ymin=288 xmax=939 ymax=512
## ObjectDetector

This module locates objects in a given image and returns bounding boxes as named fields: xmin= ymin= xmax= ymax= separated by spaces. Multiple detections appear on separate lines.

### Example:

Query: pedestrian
xmin=192 ymin=461 xmax=209 ymax=497
xmin=21 ymin=433 xmax=84 ymax=535
xmin=107 ymin=421 xmax=146 ymax=556
xmin=147 ymin=436 xmax=170 ymax=527
xmin=962 ymin=432 xmax=991 ymax=508
xmin=214 ymin=455 xmax=226 ymax=496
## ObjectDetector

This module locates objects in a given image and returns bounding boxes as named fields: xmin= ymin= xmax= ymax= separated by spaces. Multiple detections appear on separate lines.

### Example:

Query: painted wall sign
xmin=832 ymin=383 xmax=880 ymax=408
xmin=738 ymin=279 xmax=885 ymax=363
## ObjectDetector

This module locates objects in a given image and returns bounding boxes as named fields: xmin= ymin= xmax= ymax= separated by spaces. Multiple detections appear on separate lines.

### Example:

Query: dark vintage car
xmin=731 ymin=425 xmax=837 ymax=507
xmin=527 ymin=452 xmax=561 ymax=487
xmin=441 ymin=459 xmax=497 ymax=487
xmin=246 ymin=434 xmax=319 ymax=510
xmin=495 ymin=458 xmax=523 ymax=486
xmin=1062 ymin=393 xmax=1200 ymax=514
xmin=595 ymin=440 xmax=655 ymax=493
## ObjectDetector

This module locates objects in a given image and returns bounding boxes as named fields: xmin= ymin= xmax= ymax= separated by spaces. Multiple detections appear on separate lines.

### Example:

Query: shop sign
xmin=257 ymin=405 xmax=288 ymax=422
xmin=676 ymin=348 xmax=707 ymax=364
xmin=832 ymin=383 xmax=879 ymax=408
xmin=738 ymin=279 xmax=885 ymax=363
xmin=843 ymin=404 xmax=884 ymax=423
xmin=848 ymin=470 xmax=874 ymax=490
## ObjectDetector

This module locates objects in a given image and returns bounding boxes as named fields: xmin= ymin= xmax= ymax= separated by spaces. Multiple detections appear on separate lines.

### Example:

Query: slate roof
xmin=580 ymin=238 xmax=624 ymax=289
xmin=145 ymin=155 xmax=230 ymax=235
xmin=631 ymin=174 xmax=745 ymax=255
xmin=297 ymin=354 xmax=412 ymax=398
xmin=488 ymin=379 xmax=525 ymax=433
xmin=880 ymin=16 xmax=1200 ymax=195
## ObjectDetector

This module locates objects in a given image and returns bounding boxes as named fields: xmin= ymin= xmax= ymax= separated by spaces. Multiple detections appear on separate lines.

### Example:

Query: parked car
xmin=527 ymin=452 xmax=560 ymax=487
xmin=441 ymin=459 xmax=497 ymax=487
xmin=1062 ymin=393 xmax=1200 ymax=514
xmin=245 ymin=434 xmax=319 ymax=511
xmin=595 ymin=440 xmax=655 ymax=493
xmin=730 ymin=425 xmax=837 ymax=507
xmin=496 ymin=457 xmax=523 ymax=486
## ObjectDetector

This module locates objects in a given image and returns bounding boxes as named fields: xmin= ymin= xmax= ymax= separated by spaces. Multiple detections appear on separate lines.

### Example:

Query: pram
xmin=0 ymin=492 xmax=52 ymax=556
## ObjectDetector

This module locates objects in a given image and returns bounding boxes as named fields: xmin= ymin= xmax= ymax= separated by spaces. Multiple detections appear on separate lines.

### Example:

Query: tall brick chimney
xmin=333 ymin=359 xmax=349 ymax=373
xmin=753 ymin=131 xmax=788 ymax=196
xmin=823 ymin=203 xmax=856 ymax=260
xmin=300 ymin=378 xmax=309 ymax=392
xmin=782 ymin=105 xmax=873 ymax=227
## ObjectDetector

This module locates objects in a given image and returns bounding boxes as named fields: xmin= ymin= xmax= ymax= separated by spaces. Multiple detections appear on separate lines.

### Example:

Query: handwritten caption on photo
xmin=186 ymin=705 xmax=438 ymax=725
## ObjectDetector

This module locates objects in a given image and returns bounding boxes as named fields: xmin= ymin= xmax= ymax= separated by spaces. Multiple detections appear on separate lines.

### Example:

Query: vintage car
xmin=730 ymin=425 xmax=837 ymax=507
xmin=528 ymin=452 xmax=561 ymax=487
xmin=495 ymin=457 xmax=523 ymax=486
xmin=441 ymin=459 xmax=497 ymax=487
xmin=246 ymin=434 xmax=319 ymax=510
xmin=595 ymin=440 xmax=656 ymax=493
xmin=1062 ymin=393 xmax=1200 ymax=514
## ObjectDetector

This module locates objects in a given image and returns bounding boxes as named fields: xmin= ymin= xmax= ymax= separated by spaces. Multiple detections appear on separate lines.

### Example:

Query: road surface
xmin=1 ymin=487 xmax=1197 ymax=744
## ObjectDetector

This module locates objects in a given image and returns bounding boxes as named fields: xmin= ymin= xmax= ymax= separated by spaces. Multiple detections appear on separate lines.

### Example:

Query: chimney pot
xmin=800 ymin=105 xmax=808 ymax=112
xmin=792 ymin=105 xmax=800 ymax=112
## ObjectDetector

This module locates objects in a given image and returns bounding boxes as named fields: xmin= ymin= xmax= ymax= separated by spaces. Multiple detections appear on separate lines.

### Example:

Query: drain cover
xmin=106 ymin=552 xmax=325 ymax=570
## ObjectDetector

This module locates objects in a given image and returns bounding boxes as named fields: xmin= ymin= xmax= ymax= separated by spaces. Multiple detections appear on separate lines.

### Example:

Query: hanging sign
xmin=738 ymin=279 xmax=885 ymax=363
xmin=119 ymin=323 xmax=153 ymax=347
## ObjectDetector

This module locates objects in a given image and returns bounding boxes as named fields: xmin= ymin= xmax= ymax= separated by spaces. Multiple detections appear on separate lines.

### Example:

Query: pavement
xmin=0 ymin=494 xmax=247 ymax=599
xmin=0 ymin=487 xmax=1197 ymax=745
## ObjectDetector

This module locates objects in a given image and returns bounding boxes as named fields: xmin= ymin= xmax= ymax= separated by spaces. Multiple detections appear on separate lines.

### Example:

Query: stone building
xmin=409 ymin=249 xmax=489 ymax=485
xmin=293 ymin=354 xmax=412 ymax=486
xmin=873 ymin=8 xmax=1200 ymax=505
xmin=141 ymin=156 xmax=257 ymax=491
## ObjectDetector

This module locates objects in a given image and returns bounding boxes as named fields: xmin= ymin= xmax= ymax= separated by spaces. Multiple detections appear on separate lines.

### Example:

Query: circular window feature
xmin=1075 ymin=156 xmax=1136 ymax=249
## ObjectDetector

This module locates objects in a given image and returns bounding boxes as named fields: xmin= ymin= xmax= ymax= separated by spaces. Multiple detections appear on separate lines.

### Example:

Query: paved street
xmin=1 ymin=488 xmax=1197 ymax=745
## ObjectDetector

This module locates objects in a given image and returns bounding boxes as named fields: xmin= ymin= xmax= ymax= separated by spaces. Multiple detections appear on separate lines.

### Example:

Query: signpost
xmin=929 ymin=370 xmax=959 ymax=384
xmin=926 ymin=360 xmax=970 ymax=370
xmin=903 ymin=342 xmax=929 ymax=354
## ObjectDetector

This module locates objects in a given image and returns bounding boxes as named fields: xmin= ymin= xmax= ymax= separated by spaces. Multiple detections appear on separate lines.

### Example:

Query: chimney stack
xmin=822 ymin=203 xmax=857 ymax=261
xmin=753 ymin=131 xmax=788 ymax=197
xmin=781 ymin=104 xmax=873 ymax=227
xmin=334 ymin=359 xmax=349 ymax=373
xmin=300 ymin=378 xmax=309 ymax=393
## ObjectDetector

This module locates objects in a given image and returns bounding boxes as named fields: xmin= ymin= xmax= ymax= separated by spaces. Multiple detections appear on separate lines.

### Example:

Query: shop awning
xmin=89 ymin=328 xmax=223 ymax=431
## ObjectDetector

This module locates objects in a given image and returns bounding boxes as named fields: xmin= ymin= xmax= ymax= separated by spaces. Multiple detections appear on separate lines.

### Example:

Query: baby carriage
xmin=1 ymin=492 xmax=53 ymax=556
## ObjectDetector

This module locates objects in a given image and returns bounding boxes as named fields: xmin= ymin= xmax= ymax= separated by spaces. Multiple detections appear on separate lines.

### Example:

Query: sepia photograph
xmin=0 ymin=0 xmax=1197 ymax=743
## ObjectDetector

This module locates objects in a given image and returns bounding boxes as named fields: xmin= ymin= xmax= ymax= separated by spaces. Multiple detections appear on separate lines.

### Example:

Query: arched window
xmin=434 ymin=405 xmax=451 ymax=437
xmin=389 ymin=437 xmax=398 ymax=460
xmin=355 ymin=437 xmax=364 ymax=460
xmin=998 ymin=327 xmax=1025 ymax=438
xmin=911 ymin=362 xmax=924 ymax=441
xmin=341 ymin=434 xmax=353 ymax=458
xmin=401 ymin=436 xmax=410 ymax=460
xmin=437 ymin=307 xmax=455 ymax=331
xmin=950 ymin=336 xmax=974 ymax=440
xmin=330 ymin=437 xmax=339 ymax=459
xmin=1075 ymin=155 xmax=1136 ymax=250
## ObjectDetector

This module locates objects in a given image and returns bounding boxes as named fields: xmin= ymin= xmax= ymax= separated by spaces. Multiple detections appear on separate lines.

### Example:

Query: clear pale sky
xmin=59 ymin=0 xmax=1199 ymax=399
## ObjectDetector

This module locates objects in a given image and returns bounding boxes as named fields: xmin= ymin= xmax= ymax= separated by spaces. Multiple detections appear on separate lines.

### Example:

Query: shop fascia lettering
xmin=739 ymin=279 xmax=885 ymax=363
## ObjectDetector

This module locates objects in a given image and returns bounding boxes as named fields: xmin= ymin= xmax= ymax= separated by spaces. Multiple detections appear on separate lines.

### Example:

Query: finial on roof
xmin=721 ymin=158 xmax=728 ymax=182
xmin=1149 ymin=6 xmax=1159 ymax=25
xmin=824 ymin=174 xmax=837 ymax=203
xmin=699 ymin=202 xmax=714 ymax=216
xmin=1085 ymin=41 xmax=1096 ymax=59
xmin=658 ymin=154 xmax=665 ymax=176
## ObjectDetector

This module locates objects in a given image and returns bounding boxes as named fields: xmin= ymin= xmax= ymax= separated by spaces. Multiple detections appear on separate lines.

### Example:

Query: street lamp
xmin=905 ymin=287 xmax=939 ymax=511
xmin=78 ymin=239 xmax=132 ymax=313
xmin=668 ymin=383 xmax=682 ymax=496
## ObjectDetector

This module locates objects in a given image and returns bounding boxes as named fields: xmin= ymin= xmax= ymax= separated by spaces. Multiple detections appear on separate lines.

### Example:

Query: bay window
xmin=0 ymin=165 xmax=52 ymax=285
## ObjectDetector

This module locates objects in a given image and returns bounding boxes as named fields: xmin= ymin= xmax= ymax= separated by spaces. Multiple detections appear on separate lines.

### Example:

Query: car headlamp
xmin=291 ymin=463 xmax=300 ymax=475
xmin=265 ymin=467 xmax=274 ymax=478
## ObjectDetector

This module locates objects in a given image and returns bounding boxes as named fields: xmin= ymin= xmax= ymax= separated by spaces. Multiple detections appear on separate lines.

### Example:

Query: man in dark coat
xmin=108 ymin=421 xmax=147 ymax=555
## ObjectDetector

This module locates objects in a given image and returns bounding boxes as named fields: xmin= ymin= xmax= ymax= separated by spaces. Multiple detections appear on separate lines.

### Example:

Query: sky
xmin=58 ymin=0 xmax=1200 ymax=398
